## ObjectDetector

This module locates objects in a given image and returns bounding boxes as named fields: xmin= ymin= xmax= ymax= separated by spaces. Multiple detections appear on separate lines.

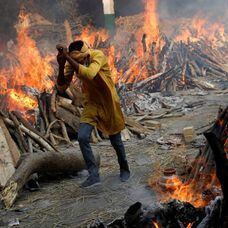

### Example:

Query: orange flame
xmin=175 ymin=17 xmax=225 ymax=46
xmin=0 ymin=10 xmax=54 ymax=112
xmin=152 ymin=170 xmax=219 ymax=208
xmin=143 ymin=0 xmax=159 ymax=45
xmin=152 ymin=221 xmax=160 ymax=228
xmin=75 ymin=26 xmax=109 ymax=48
xmin=8 ymin=89 xmax=37 ymax=111
xmin=136 ymin=0 xmax=160 ymax=58
xmin=187 ymin=223 xmax=193 ymax=228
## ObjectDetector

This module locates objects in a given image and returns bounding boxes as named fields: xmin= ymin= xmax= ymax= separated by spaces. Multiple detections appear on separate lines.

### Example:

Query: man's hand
xmin=56 ymin=44 xmax=67 ymax=67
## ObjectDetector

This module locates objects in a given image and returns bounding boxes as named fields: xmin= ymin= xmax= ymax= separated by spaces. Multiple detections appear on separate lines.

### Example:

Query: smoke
xmin=114 ymin=0 xmax=143 ymax=17
xmin=0 ymin=0 xmax=227 ymax=46
xmin=158 ymin=0 xmax=228 ymax=26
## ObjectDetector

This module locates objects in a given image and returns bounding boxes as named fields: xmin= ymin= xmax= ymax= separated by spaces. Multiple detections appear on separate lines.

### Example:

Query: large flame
xmin=141 ymin=0 xmax=159 ymax=53
xmin=0 ymin=10 xmax=54 ymax=112
xmin=175 ymin=17 xmax=225 ymax=46
xmin=75 ymin=26 xmax=109 ymax=48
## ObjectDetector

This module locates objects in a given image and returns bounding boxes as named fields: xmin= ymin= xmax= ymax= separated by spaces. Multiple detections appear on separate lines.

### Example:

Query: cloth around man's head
xmin=69 ymin=40 xmax=91 ymax=62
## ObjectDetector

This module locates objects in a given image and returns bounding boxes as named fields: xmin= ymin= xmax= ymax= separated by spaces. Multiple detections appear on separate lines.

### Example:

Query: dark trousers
xmin=78 ymin=123 xmax=128 ymax=177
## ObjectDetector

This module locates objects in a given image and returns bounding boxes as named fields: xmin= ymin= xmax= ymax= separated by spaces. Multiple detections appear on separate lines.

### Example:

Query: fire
xmin=0 ymin=9 xmax=54 ymax=112
xmin=136 ymin=0 xmax=160 ymax=58
xmin=8 ymin=89 xmax=37 ymax=111
xmin=175 ymin=17 xmax=225 ymax=46
xmin=143 ymin=0 xmax=159 ymax=46
xmin=152 ymin=221 xmax=160 ymax=228
xmin=187 ymin=223 xmax=193 ymax=228
xmin=151 ymin=170 xmax=219 ymax=208
xmin=75 ymin=26 xmax=109 ymax=48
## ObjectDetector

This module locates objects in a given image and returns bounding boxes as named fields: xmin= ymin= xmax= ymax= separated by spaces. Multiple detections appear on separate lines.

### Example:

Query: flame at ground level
xmin=149 ymin=170 xmax=220 ymax=208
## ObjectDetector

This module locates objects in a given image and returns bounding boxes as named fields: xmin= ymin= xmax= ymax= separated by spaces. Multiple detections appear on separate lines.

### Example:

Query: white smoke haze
xmin=158 ymin=0 xmax=228 ymax=28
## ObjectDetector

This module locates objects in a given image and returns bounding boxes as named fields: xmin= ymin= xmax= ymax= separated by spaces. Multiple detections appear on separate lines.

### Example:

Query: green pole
xmin=102 ymin=0 xmax=115 ymax=35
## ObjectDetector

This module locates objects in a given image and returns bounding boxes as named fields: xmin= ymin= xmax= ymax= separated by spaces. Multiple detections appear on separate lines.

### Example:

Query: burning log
xmin=204 ymin=130 xmax=228 ymax=226
xmin=1 ymin=149 xmax=100 ymax=208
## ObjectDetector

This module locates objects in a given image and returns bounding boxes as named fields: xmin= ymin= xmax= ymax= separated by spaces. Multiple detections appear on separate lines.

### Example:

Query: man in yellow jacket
xmin=56 ymin=40 xmax=130 ymax=188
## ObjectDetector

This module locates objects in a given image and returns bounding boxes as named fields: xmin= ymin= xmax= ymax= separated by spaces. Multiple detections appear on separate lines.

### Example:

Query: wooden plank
xmin=0 ymin=126 xmax=15 ymax=188
xmin=0 ymin=119 xmax=20 ymax=166
xmin=125 ymin=117 xmax=150 ymax=135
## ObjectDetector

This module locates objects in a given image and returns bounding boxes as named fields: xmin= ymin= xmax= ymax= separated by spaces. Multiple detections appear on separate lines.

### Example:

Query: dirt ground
xmin=0 ymin=89 xmax=227 ymax=228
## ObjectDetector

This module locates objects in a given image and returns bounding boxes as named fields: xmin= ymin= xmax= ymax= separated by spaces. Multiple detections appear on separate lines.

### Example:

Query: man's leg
xmin=78 ymin=123 xmax=100 ymax=187
xmin=109 ymin=133 xmax=130 ymax=182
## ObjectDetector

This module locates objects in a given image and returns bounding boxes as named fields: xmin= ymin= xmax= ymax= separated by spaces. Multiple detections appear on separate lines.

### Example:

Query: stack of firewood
xmin=114 ymin=37 xmax=228 ymax=92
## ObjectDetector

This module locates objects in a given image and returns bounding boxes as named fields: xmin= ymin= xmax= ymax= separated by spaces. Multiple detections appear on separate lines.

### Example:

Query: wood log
xmin=0 ymin=126 xmax=16 ymax=188
xmin=58 ymin=97 xmax=81 ymax=116
xmin=91 ymin=130 xmax=98 ymax=144
xmin=60 ymin=121 xmax=71 ymax=143
xmin=0 ymin=119 xmax=20 ymax=167
xmin=65 ymin=88 xmax=74 ymax=100
xmin=37 ymin=94 xmax=49 ymax=130
xmin=3 ymin=117 xmax=57 ymax=152
xmin=51 ymin=88 xmax=57 ymax=113
xmin=27 ymin=138 xmax=33 ymax=154
xmin=204 ymin=132 xmax=228 ymax=227
xmin=125 ymin=116 xmax=150 ymax=135
xmin=94 ymin=127 xmax=102 ymax=142
xmin=55 ymin=106 xmax=80 ymax=133
xmin=1 ymin=150 xmax=100 ymax=208
xmin=9 ymin=112 xmax=28 ymax=154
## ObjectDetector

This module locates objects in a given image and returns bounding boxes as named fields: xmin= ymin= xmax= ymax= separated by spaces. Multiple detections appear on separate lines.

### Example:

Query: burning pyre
xmin=0 ymin=10 xmax=54 ymax=113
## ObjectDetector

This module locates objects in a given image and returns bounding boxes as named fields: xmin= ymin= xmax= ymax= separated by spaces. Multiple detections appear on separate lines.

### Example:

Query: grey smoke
xmin=158 ymin=0 xmax=228 ymax=27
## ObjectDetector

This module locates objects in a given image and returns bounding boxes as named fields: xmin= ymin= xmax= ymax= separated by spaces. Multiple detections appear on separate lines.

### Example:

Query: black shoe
xmin=80 ymin=175 xmax=101 ymax=188
xmin=120 ymin=169 xmax=130 ymax=182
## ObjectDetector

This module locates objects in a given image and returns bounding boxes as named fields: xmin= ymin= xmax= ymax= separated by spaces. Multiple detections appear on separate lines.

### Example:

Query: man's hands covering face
xmin=56 ymin=44 xmax=67 ymax=67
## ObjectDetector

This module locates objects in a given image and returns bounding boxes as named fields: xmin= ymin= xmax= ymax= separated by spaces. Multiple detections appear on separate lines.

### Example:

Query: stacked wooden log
xmin=111 ymin=14 xmax=228 ymax=92
xmin=114 ymin=38 xmax=228 ymax=92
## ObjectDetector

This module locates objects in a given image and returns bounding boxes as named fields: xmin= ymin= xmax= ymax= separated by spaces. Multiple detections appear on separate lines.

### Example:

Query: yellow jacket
xmin=57 ymin=49 xmax=125 ymax=135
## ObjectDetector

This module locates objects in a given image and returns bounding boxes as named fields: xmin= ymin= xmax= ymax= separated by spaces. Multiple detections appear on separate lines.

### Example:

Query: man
xmin=56 ymin=40 xmax=130 ymax=188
